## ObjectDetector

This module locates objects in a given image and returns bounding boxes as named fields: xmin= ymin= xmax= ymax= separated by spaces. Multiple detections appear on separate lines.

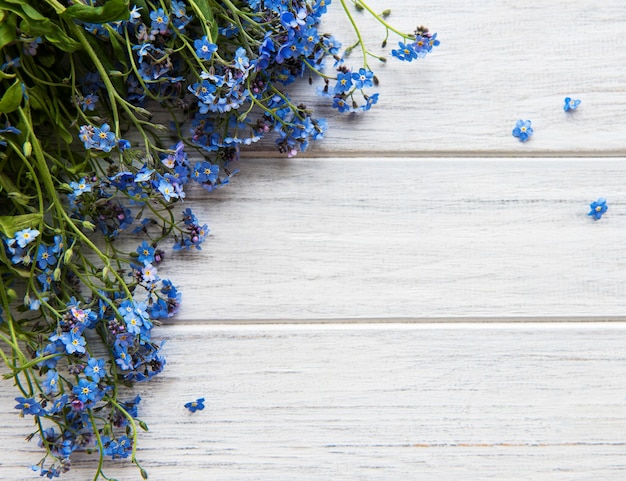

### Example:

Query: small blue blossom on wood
xmin=512 ymin=120 xmax=533 ymax=142
xmin=14 ymin=397 xmax=44 ymax=416
xmin=185 ymin=398 xmax=205 ymax=413
xmin=564 ymin=97 xmax=581 ymax=112
xmin=588 ymin=198 xmax=608 ymax=220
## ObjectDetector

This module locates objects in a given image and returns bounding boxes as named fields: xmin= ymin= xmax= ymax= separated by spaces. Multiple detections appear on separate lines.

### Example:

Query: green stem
xmin=353 ymin=0 xmax=415 ymax=40
xmin=16 ymin=108 xmax=135 ymax=301
xmin=339 ymin=0 xmax=369 ymax=68
xmin=88 ymin=409 xmax=106 ymax=481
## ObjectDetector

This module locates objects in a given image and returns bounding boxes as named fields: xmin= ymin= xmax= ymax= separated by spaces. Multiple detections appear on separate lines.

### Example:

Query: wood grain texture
xmin=243 ymin=0 xmax=626 ymax=156
xmin=3 ymin=2 xmax=626 ymax=480
xmin=2 ymin=323 xmax=626 ymax=480
xmin=161 ymin=157 xmax=626 ymax=321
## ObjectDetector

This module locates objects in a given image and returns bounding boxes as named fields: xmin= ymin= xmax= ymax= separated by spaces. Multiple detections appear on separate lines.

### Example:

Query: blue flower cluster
xmin=3 ymin=217 xmax=180 ymax=471
xmin=67 ymin=0 xmax=439 ymax=160
xmin=391 ymin=30 xmax=440 ymax=62
xmin=0 ymin=1 xmax=439 ymax=478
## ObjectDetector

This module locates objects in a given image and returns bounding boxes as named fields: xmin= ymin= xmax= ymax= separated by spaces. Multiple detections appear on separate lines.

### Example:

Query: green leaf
xmin=106 ymin=26 xmax=128 ymax=66
xmin=0 ymin=173 xmax=34 ymax=208
xmin=20 ymin=17 xmax=82 ymax=52
xmin=19 ymin=3 xmax=46 ymax=20
xmin=193 ymin=0 xmax=218 ymax=41
xmin=0 ymin=79 xmax=23 ymax=114
xmin=63 ymin=0 xmax=130 ymax=24
xmin=0 ymin=11 xmax=17 ymax=50
xmin=0 ymin=213 xmax=42 ymax=238
xmin=83 ymin=33 xmax=126 ymax=95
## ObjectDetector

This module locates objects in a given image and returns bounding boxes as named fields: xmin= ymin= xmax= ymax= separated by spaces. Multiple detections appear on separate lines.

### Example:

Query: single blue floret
xmin=150 ymin=8 xmax=169 ymax=33
xmin=588 ymin=197 xmax=607 ymax=220
xmin=194 ymin=36 xmax=217 ymax=61
xmin=14 ymin=227 xmax=40 ymax=248
xmin=351 ymin=68 xmax=374 ymax=89
xmin=512 ymin=119 xmax=533 ymax=142
xmin=564 ymin=97 xmax=581 ymax=112
xmin=15 ymin=396 xmax=43 ymax=416
xmin=185 ymin=398 xmax=205 ymax=413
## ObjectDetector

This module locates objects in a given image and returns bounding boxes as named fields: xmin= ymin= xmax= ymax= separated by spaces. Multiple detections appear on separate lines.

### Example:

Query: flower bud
xmin=53 ymin=268 xmax=61 ymax=281
xmin=22 ymin=141 xmax=32 ymax=157
xmin=64 ymin=248 xmax=73 ymax=263
xmin=82 ymin=221 xmax=96 ymax=231
xmin=7 ymin=288 xmax=17 ymax=301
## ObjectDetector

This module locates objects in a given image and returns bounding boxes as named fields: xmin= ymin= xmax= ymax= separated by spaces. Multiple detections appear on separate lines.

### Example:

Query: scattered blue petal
xmin=564 ymin=97 xmax=581 ymax=112
xmin=512 ymin=119 xmax=533 ymax=142
xmin=184 ymin=398 xmax=205 ymax=413
xmin=588 ymin=198 xmax=607 ymax=220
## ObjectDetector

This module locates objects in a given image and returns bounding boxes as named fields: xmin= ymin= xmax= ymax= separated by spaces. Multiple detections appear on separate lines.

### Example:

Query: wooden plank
xmin=2 ymin=323 xmax=625 ymax=480
xmin=152 ymin=157 xmax=626 ymax=321
xmin=240 ymin=0 xmax=626 ymax=156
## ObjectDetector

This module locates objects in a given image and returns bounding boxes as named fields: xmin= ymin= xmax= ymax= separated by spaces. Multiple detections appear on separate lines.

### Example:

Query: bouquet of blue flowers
xmin=0 ymin=0 xmax=437 ymax=478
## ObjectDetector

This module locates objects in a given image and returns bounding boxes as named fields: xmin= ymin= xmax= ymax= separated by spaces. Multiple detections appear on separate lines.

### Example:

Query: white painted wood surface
xmin=2 ymin=324 xmax=626 ymax=480
xmin=253 ymin=0 xmax=626 ymax=157
xmin=170 ymin=157 xmax=626 ymax=321
xmin=3 ymin=1 xmax=626 ymax=479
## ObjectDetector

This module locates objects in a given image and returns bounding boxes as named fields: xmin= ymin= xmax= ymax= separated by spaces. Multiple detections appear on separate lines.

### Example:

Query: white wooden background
xmin=2 ymin=1 xmax=626 ymax=479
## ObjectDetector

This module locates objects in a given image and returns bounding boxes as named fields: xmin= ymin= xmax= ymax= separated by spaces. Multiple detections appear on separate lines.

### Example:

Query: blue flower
xmin=150 ymin=8 xmax=169 ymax=33
xmin=512 ymin=119 xmax=533 ymax=142
xmin=137 ymin=241 xmax=155 ymax=265
xmin=42 ymin=370 xmax=60 ymax=395
xmin=171 ymin=0 xmax=187 ymax=18
xmin=134 ymin=165 xmax=154 ymax=183
xmin=158 ymin=177 xmax=178 ymax=202
xmin=79 ymin=125 xmax=96 ymax=150
xmin=114 ymin=345 xmax=134 ymax=371
xmin=233 ymin=47 xmax=250 ymax=70
xmin=36 ymin=244 xmax=57 ymax=269
xmin=69 ymin=177 xmax=91 ymax=196
xmin=351 ymin=68 xmax=374 ymax=89
xmin=73 ymin=378 xmax=103 ymax=403
xmin=14 ymin=227 xmax=40 ymax=248
xmin=332 ymin=96 xmax=351 ymax=113
xmin=85 ymin=357 xmax=106 ymax=382
xmin=564 ymin=97 xmax=581 ymax=112
xmin=1 ymin=56 xmax=21 ymax=71
xmin=141 ymin=263 xmax=158 ymax=283
xmin=192 ymin=161 xmax=219 ymax=184
xmin=391 ymin=42 xmax=418 ymax=62
xmin=314 ymin=0 xmax=331 ymax=15
xmin=194 ymin=36 xmax=217 ymax=61
xmin=334 ymin=71 xmax=353 ymax=94
xmin=129 ymin=5 xmax=142 ymax=24
xmin=361 ymin=93 xmax=379 ymax=111
xmin=81 ymin=93 xmax=98 ymax=112
xmin=93 ymin=123 xmax=116 ymax=152
xmin=184 ymin=398 xmax=205 ymax=412
xmin=15 ymin=396 xmax=43 ymax=416
xmin=588 ymin=197 xmax=607 ymax=220
xmin=59 ymin=332 xmax=86 ymax=354
xmin=23 ymin=37 xmax=42 ymax=56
